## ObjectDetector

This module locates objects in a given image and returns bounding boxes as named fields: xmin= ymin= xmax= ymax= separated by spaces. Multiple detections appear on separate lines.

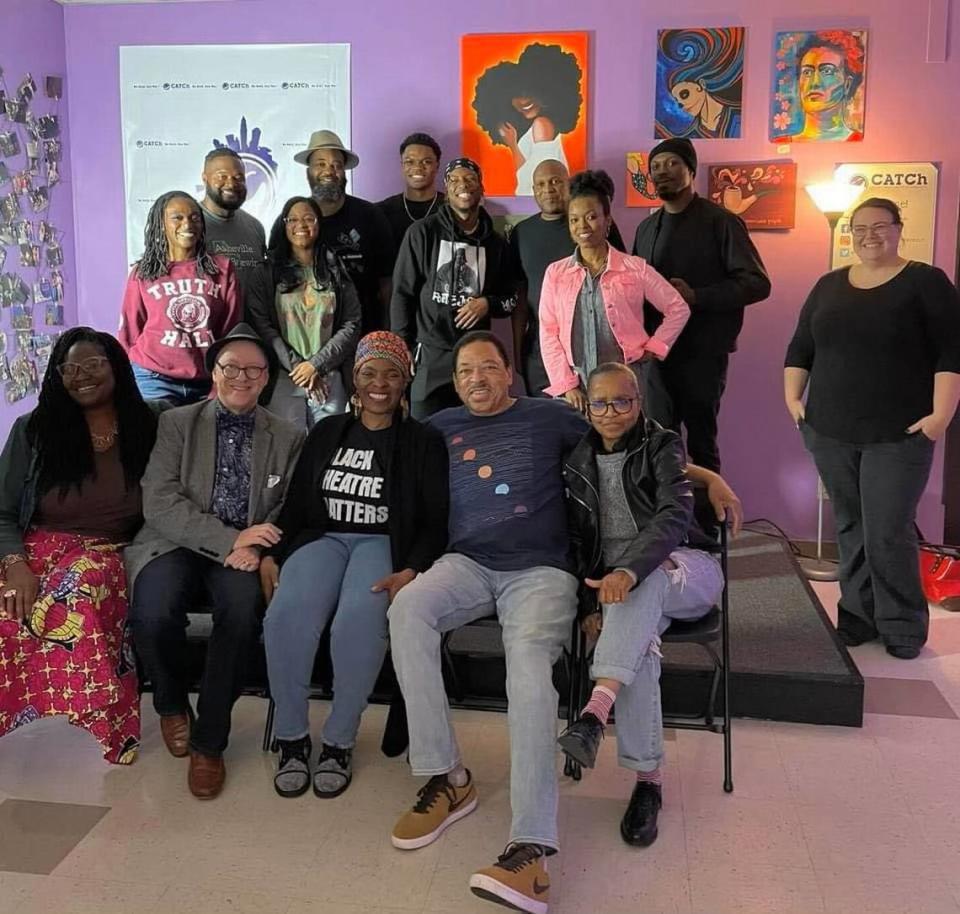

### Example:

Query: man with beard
xmin=295 ymin=130 xmax=395 ymax=333
xmin=509 ymin=160 xmax=626 ymax=396
xmin=390 ymin=158 xmax=518 ymax=418
xmin=377 ymin=133 xmax=445 ymax=256
xmin=632 ymin=138 xmax=770 ymax=471
xmin=199 ymin=148 xmax=267 ymax=316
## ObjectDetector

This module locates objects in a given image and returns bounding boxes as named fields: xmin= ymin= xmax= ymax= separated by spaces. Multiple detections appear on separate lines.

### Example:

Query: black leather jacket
xmin=564 ymin=418 xmax=711 ymax=610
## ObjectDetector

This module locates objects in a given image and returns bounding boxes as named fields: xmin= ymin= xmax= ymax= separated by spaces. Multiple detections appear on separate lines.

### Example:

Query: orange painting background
xmin=461 ymin=32 xmax=589 ymax=197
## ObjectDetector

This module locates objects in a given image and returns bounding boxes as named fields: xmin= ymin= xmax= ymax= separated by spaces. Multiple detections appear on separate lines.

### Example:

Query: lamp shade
xmin=805 ymin=181 xmax=864 ymax=216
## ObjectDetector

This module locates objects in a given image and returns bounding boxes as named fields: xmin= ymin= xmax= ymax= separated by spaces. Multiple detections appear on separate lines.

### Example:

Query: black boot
xmin=557 ymin=712 xmax=604 ymax=769
xmin=620 ymin=781 xmax=662 ymax=847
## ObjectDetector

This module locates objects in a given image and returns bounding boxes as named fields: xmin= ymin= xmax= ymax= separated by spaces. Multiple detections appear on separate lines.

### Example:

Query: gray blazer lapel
xmin=248 ymin=408 xmax=273 ymax=523
xmin=194 ymin=400 xmax=218 ymax=511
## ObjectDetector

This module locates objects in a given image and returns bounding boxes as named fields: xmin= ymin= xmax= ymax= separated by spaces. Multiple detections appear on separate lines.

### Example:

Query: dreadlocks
xmin=27 ymin=327 xmax=160 ymax=498
xmin=135 ymin=190 xmax=219 ymax=282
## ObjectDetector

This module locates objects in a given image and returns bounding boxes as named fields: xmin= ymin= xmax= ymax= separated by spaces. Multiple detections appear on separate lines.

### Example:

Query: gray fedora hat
xmin=293 ymin=129 xmax=359 ymax=169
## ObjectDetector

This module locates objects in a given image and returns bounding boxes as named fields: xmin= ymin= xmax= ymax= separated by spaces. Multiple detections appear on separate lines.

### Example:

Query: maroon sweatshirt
xmin=119 ymin=255 xmax=241 ymax=380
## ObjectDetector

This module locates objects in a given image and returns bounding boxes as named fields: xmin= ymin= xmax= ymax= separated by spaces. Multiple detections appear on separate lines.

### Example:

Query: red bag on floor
xmin=919 ymin=543 xmax=960 ymax=606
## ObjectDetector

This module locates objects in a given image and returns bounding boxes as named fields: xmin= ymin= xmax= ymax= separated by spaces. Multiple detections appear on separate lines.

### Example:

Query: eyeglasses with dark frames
xmin=587 ymin=397 xmax=637 ymax=416
xmin=216 ymin=362 xmax=267 ymax=380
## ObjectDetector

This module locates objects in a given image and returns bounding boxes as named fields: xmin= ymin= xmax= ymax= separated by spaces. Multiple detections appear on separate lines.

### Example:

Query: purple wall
xmin=0 ymin=0 xmax=76 ymax=436
xmin=59 ymin=0 xmax=960 ymax=540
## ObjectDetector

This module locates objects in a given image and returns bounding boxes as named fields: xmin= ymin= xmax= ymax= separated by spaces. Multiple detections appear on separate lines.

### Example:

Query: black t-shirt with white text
xmin=320 ymin=421 xmax=394 ymax=534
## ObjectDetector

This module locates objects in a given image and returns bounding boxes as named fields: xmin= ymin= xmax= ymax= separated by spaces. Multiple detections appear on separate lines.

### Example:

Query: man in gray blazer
xmin=127 ymin=323 xmax=305 ymax=799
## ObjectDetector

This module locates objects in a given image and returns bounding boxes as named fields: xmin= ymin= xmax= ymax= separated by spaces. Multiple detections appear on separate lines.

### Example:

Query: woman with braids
xmin=539 ymin=170 xmax=690 ymax=413
xmin=0 ymin=328 xmax=165 ymax=763
xmin=472 ymin=42 xmax=582 ymax=195
xmin=119 ymin=190 xmax=241 ymax=404
xmin=247 ymin=196 xmax=361 ymax=427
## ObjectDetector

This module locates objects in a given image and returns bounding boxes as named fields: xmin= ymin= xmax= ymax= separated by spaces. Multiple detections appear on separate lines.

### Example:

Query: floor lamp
xmin=799 ymin=181 xmax=864 ymax=582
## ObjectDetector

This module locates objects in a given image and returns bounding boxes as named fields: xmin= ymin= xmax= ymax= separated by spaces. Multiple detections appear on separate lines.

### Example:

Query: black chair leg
xmin=262 ymin=697 xmax=275 ymax=752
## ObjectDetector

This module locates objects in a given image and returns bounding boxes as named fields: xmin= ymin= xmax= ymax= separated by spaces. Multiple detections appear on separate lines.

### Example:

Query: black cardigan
xmin=272 ymin=412 xmax=449 ymax=572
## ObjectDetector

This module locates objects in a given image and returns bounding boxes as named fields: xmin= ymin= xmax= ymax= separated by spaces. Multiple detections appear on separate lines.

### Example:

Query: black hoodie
xmin=390 ymin=203 xmax=518 ymax=358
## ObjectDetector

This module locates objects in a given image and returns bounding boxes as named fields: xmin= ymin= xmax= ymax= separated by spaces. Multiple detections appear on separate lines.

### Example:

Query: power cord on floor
xmin=741 ymin=518 xmax=804 ymax=557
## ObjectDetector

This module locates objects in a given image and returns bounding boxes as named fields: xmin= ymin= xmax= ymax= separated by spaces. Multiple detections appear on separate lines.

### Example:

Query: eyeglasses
xmin=587 ymin=397 xmax=637 ymax=416
xmin=216 ymin=362 xmax=267 ymax=380
xmin=284 ymin=216 xmax=318 ymax=226
xmin=851 ymin=222 xmax=898 ymax=238
xmin=57 ymin=356 xmax=110 ymax=379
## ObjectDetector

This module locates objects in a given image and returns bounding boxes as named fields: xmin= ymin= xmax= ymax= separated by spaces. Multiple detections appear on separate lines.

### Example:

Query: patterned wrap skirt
xmin=0 ymin=529 xmax=140 ymax=764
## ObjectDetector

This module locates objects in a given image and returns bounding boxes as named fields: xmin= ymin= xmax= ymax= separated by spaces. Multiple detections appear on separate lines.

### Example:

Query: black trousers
xmin=802 ymin=424 xmax=935 ymax=648
xmin=129 ymin=548 xmax=263 ymax=756
xmin=646 ymin=351 xmax=729 ymax=472
xmin=410 ymin=382 xmax=462 ymax=420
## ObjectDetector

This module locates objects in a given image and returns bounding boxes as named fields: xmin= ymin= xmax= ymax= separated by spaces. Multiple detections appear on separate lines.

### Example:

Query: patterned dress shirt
xmin=210 ymin=403 xmax=255 ymax=530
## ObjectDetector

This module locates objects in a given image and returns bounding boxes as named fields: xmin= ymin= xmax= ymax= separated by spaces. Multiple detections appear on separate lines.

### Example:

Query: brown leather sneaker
xmin=188 ymin=751 xmax=225 ymax=799
xmin=469 ymin=843 xmax=550 ymax=914
xmin=159 ymin=713 xmax=190 ymax=758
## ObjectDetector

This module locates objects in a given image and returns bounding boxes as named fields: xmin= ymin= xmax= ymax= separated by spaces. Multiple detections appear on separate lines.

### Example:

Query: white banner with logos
xmin=831 ymin=162 xmax=938 ymax=269
xmin=119 ymin=43 xmax=350 ymax=262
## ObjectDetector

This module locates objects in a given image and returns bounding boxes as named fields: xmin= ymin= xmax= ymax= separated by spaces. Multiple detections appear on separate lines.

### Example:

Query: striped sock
xmin=637 ymin=767 xmax=662 ymax=784
xmin=581 ymin=685 xmax=617 ymax=726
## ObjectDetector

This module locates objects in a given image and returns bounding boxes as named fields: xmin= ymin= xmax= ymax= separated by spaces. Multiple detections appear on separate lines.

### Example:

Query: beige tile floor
xmin=2 ymin=582 xmax=960 ymax=914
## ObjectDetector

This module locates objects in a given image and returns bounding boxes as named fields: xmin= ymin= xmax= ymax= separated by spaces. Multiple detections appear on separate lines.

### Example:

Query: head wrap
xmin=353 ymin=331 xmax=412 ymax=380
xmin=648 ymin=138 xmax=697 ymax=176
xmin=444 ymin=157 xmax=483 ymax=181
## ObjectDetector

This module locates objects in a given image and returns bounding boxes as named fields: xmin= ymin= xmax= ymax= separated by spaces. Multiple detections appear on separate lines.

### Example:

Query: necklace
xmin=90 ymin=423 xmax=119 ymax=453
xmin=403 ymin=193 xmax=439 ymax=224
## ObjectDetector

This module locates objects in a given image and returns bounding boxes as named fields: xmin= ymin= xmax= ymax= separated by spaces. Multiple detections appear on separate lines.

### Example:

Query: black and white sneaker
xmin=273 ymin=735 xmax=312 ymax=798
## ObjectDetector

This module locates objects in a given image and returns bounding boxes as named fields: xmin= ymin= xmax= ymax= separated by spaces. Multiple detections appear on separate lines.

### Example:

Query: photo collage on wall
xmin=0 ymin=65 xmax=65 ymax=402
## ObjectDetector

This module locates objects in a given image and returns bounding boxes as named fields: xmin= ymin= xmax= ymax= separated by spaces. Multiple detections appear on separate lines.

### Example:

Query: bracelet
xmin=1 ymin=553 xmax=28 ymax=574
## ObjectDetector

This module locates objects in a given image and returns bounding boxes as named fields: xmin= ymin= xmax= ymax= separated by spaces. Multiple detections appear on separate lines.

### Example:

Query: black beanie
xmin=649 ymin=138 xmax=697 ymax=176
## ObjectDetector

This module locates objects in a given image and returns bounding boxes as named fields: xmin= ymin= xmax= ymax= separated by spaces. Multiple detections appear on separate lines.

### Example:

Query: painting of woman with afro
xmin=463 ymin=33 xmax=588 ymax=196
xmin=655 ymin=28 xmax=744 ymax=140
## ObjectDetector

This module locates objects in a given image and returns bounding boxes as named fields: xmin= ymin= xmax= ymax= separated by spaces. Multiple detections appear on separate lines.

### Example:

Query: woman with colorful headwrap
xmin=260 ymin=331 xmax=449 ymax=798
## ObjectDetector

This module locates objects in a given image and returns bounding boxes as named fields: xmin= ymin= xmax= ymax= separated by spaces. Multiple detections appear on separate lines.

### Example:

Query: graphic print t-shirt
xmin=319 ymin=195 xmax=395 ymax=333
xmin=429 ymin=398 xmax=588 ymax=572
xmin=320 ymin=422 xmax=394 ymax=534
xmin=432 ymin=239 xmax=486 ymax=310
xmin=118 ymin=255 xmax=241 ymax=380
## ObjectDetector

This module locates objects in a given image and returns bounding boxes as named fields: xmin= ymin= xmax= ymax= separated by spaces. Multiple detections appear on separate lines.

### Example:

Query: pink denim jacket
xmin=538 ymin=246 xmax=690 ymax=396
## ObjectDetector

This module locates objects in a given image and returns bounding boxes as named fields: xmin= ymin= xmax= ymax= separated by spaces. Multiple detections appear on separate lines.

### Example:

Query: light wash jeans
xmin=263 ymin=533 xmax=392 ymax=748
xmin=131 ymin=363 xmax=210 ymax=405
xmin=592 ymin=547 xmax=723 ymax=773
xmin=388 ymin=552 xmax=578 ymax=850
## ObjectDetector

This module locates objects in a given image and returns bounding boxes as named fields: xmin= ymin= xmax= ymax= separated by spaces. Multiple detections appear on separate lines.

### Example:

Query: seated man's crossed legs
xmin=558 ymin=547 xmax=723 ymax=846
xmin=388 ymin=552 xmax=577 ymax=914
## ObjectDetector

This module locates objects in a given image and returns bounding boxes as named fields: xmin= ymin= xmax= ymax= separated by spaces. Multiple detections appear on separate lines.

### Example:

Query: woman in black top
xmin=785 ymin=198 xmax=960 ymax=657
xmin=261 ymin=331 xmax=448 ymax=797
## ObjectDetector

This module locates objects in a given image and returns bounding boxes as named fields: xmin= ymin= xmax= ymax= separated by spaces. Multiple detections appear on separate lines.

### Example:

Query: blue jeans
xmin=388 ymin=553 xmax=578 ymax=850
xmin=263 ymin=533 xmax=392 ymax=748
xmin=132 ymin=363 xmax=210 ymax=405
xmin=591 ymin=548 xmax=723 ymax=772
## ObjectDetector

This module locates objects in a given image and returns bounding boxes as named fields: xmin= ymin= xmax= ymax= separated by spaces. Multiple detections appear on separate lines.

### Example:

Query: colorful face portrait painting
xmin=707 ymin=162 xmax=797 ymax=229
xmin=771 ymin=30 xmax=867 ymax=142
xmin=462 ymin=32 xmax=588 ymax=197
xmin=655 ymin=28 xmax=744 ymax=140
xmin=625 ymin=153 xmax=663 ymax=208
